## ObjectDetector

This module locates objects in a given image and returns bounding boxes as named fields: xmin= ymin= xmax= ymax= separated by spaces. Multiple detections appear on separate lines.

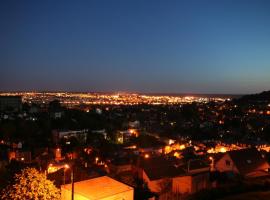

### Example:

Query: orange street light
xmin=144 ymin=154 xmax=150 ymax=159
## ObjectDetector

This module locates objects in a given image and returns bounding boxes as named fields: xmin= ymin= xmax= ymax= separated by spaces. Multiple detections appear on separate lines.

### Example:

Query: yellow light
xmin=179 ymin=144 xmax=185 ymax=150
xmin=169 ymin=139 xmax=175 ymax=145
xmin=144 ymin=154 xmax=149 ymax=159
xmin=174 ymin=152 xmax=180 ymax=158
xmin=220 ymin=147 xmax=227 ymax=153
xmin=207 ymin=148 xmax=215 ymax=154
xmin=164 ymin=146 xmax=171 ymax=154
xmin=64 ymin=164 xmax=69 ymax=169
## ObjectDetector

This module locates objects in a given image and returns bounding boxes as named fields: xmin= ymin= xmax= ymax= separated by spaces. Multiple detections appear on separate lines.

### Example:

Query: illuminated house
xmin=214 ymin=148 xmax=270 ymax=178
xmin=139 ymin=158 xmax=183 ymax=193
xmin=61 ymin=176 xmax=134 ymax=200
xmin=137 ymin=156 xmax=210 ymax=194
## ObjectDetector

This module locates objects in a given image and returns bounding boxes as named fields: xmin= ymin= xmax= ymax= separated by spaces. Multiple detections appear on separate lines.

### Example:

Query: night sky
xmin=1 ymin=0 xmax=270 ymax=94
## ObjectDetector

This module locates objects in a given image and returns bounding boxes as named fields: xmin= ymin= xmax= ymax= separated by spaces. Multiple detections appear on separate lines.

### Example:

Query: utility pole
xmin=71 ymin=166 xmax=74 ymax=200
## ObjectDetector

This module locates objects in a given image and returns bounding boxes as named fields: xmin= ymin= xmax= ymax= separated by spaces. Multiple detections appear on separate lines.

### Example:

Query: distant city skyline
xmin=1 ymin=0 xmax=270 ymax=94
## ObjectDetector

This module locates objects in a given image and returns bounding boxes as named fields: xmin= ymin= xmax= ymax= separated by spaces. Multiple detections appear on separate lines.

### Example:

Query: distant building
xmin=116 ymin=129 xmax=139 ymax=144
xmin=52 ymin=129 xmax=88 ymax=144
xmin=108 ymin=157 xmax=133 ymax=174
xmin=214 ymin=148 xmax=270 ymax=178
xmin=53 ymin=147 xmax=62 ymax=161
xmin=61 ymin=176 xmax=134 ymax=200
xmin=8 ymin=150 xmax=31 ymax=163
xmin=0 ymin=96 xmax=22 ymax=112
xmin=92 ymin=129 xmax=107 ymax=140
xmin=52 ymin=111 xmax=64 ymax=119
xmin=128 ymin=120 xmax=140 ymax=129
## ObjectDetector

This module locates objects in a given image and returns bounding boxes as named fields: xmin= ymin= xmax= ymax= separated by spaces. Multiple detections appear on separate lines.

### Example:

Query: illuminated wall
xmin=61 ymin=187 xmax=133 ymax=200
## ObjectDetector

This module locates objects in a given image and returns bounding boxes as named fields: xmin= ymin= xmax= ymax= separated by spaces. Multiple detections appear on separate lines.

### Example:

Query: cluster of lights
xmin=164 ymin=143 xmax=186 ymax=154
xmin=257 ymin=144 xmax=270 ymax=152
xmin=206 ymin=143 xmax=245 ymax=154
xmin=0 ymin=92 xmax=228 ymax=106
xmin=47 ymin=163 xmax=70 ymax=174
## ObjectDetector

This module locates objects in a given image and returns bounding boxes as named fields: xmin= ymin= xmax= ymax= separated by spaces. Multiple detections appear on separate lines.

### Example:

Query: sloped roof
xmin=212 ymin=152 xmax=226 ymax=163
xmin=188 ymin=159 xmax=209 ymax=171
xmin=139 ymin=156 xmax=186 ymax=180
xmin=228 ymin=148 xmax=269 ymax=175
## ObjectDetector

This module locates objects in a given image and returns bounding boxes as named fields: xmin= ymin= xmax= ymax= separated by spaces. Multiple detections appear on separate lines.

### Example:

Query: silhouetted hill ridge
xmin=237 ymin=90 xmax=270 ymax=103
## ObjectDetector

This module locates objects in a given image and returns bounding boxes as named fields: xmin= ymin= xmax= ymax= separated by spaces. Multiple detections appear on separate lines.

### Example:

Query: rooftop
xmin=139 ymin=156 xmax=186 ymax=180
xmin=227 ymin=148 xmax=269 ymax=175
xmin=62 ymin=176 xmax=133 ymax=199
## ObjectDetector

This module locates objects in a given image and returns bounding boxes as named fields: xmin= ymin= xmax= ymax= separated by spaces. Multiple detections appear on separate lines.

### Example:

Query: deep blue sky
xmin=1 ymin=0 xmax=270 ymax=94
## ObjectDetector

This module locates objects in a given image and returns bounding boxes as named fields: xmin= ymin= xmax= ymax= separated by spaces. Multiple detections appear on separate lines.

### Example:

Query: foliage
xmin=1 ymin=168 xmax=60 ymax=200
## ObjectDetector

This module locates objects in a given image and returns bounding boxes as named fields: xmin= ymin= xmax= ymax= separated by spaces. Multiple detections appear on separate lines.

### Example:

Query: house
xmin=61 ymin=176 xmax=134 ymax=200
xmin=116 ymin=129 xmax=139 ymax=144
xmin=91 ymin=129 xmax=108 ymax=140
xmin=137 ymin=156 xmax=210 ymax=194
xmin=108 ymin=157 xmax=133 ymax=174
xmin=214 ymin=148 xmax=270 ymax=178
xmin=138 ymin=156 xmax=185 ymax=193
xmin=52 ymin=129 xmax=88 ymax=144
xmin=128 ymin=120 xmax=140 ymax=129
xmin=187 ymin=159 xmax=210 ymax=175
xmin=173 ymin=160 xmax=210 ymax=194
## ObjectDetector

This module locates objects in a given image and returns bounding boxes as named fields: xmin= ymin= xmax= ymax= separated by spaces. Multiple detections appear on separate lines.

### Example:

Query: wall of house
xmin=172 ymin=176 xmax=192 ymax=194
xmin=173 ymin=173 xmax=210 ymax=194
xmin=215 ymin=154 xmax=238 ymax=173
xmin=61 ymin=187 xmax=133 ymax=200
xmin=148 ymin=179 xmax=168 ymax=193
xmin=191 ymin=173 xmax=209 ymax=193
xmin=255 ymin=161 xmax=270 ymax=172
xmin=102 ymin=189 xmax=134 ymax=200
xmin=142 ymin=170 xmax=168 ymax=193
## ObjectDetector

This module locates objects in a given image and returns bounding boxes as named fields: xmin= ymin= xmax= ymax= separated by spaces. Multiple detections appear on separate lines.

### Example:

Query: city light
xmin=0 ymin=92 xmax=228 ymax=106
xmin=144 ymin=154 xmax=150 ymax=159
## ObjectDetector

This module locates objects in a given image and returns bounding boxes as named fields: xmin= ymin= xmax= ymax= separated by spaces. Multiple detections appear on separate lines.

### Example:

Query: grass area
xmin=220 ymin=191 xmax=270 ymax=200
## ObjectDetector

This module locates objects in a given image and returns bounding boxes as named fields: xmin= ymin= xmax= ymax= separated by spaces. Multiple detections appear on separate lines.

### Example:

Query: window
xmin=225 ymin=160 xmax=231 ymax=166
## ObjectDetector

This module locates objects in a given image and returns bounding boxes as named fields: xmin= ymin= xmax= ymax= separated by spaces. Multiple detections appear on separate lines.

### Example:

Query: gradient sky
xmin=1 ymin=0 xmax=270 ymax=94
